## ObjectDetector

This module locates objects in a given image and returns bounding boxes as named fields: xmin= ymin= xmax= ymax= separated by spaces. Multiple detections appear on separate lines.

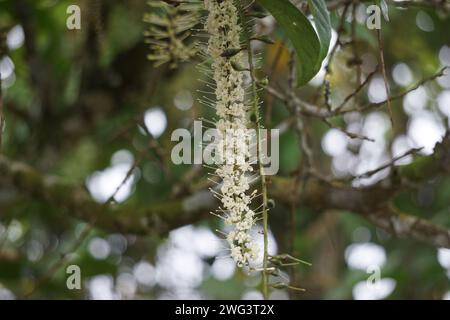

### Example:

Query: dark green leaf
xmin=307 ymin=0 xmax=332 ymax=66
xmin=257 ymin=0 xmax=321 ymax=86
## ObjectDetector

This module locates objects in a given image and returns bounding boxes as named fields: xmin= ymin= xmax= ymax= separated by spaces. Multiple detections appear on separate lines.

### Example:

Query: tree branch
xmin=1 ymin=132 xmax=449 ymax=248
xmin=0 ymin=154 xmax=212 ymax=235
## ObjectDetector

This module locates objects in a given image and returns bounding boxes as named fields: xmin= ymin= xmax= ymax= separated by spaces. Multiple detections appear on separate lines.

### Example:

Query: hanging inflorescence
xmin=205 ymin=0 xmax=259 ymax=267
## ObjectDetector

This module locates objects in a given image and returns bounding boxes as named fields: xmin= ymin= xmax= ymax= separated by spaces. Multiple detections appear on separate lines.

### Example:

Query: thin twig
xmin=322 ymin=118 xmax=375 ymax=142
xmin=377 ymin=28 xmax=393 ymax=126
xmin=358 ymin=66 xmax=449 ymax=114
xmin=335 ymin=68 xmax=378 ymax=112
xmin=353 ymin=147 xmax=423 ymax=180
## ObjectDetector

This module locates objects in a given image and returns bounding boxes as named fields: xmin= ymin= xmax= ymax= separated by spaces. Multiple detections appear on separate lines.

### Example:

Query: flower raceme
xmin=205 ymin=0 xmax=258 ymax=267
xmin=170 ymin=120 xmax=280 ymax=174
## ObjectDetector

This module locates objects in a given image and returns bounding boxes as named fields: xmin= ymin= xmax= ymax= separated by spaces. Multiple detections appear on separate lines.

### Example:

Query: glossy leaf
xmin=257 ymin=0 xmax=321 ymax=85
xmin=307 ymin=0 xmax=332 ymax=66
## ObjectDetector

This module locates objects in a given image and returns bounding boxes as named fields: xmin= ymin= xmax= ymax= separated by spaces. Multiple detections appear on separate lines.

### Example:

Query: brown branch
xmin=360 ymin=66 xmax=449 ymax=113
xmin=322 ymin=118 xmax=375 ymax=142
xmin=22 ymin=159 xmax=140 ymax=298
xmin=367 ymin=205 xmax=450 ymax=248
xmin=0 ymin=154 xmax=213 ymax=236
xmin=334 ymin=68 xmax=378 ymax=112
xmin=260 ymin=67 xmax=449 ymax=119
xmin=1 ymin=132 xmax=450 ymax=249
xmin=271 ymin=177 xmax=450 ymax=249
xmin=353 ymin=147 xmax=423 ymax=180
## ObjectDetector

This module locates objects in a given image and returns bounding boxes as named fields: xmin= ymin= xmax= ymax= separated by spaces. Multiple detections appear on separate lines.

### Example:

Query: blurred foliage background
xmin=0 ymin=0 xmax=449 ymax=300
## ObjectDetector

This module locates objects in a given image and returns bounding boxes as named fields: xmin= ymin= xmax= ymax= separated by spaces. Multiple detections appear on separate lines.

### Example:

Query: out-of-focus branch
xmin=0 ymin=154 xmax=213 ymax=236
xmin=367 ymin=206 xmax=450 ymax=248
xmin=271 ymin=132 xmax=450 ymax=248
xmin=259 ymin=67 xmax=449 ymax=119
xmin=1 ymin=132 xmax=450 ymax=248
xmin=270 ymin=177 xmax=450 ymax=249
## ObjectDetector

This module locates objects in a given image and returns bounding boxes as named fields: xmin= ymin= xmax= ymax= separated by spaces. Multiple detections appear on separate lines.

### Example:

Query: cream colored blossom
xmin=205 ymin=0 xmax=257 ymax=267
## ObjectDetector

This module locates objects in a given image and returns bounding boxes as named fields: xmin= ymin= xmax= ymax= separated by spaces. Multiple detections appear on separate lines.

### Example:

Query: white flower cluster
xmin=205 ymin=0 xmax=258 ymax=267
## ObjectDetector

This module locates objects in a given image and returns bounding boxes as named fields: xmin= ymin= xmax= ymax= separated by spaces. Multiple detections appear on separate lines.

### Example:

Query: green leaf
xmin=257 ymin=0 xmax=321 ymax=86
xmin=377 ymin=0 xmax=390 ymax=21
xmin=307 ymin=0 xmax=332 ymax=66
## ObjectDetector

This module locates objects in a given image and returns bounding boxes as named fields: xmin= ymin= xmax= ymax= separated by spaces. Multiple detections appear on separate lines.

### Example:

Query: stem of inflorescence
xmin=237 ymin=1 xmax=270 ymax=300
